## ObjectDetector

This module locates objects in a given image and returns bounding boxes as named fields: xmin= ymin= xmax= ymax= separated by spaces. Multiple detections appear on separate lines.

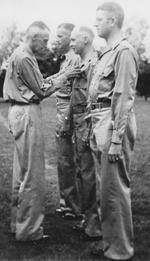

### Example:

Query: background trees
xmin=0 ymin=19 xmax=150 ymax=99
xmin=125 ymin=18 xmax=150 ymax=100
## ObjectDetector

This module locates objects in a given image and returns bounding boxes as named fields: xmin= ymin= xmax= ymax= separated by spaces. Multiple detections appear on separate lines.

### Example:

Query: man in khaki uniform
xmin=51 ymin=24 xmax=81 ymax=218
xmin=69 ymin=26 xmax=101 ymax=239
xmin=88 ymin=3 xmax=138 ymax=260
xmin=3 ymin=21 xmax=69 ymax=241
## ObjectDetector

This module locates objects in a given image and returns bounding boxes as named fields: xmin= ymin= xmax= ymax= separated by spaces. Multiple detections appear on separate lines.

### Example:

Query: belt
xmin=11 ymin=100 xmax=40 ymax=106
xmin=90 ymin=101 xmax=111 ymax=110
xmin=72 ymin=105 xmax=87 ymax=114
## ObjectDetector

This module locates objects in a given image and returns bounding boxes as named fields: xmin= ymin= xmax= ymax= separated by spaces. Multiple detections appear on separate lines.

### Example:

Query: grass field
xmin=0 ymin=96 xmax=150 ymax=261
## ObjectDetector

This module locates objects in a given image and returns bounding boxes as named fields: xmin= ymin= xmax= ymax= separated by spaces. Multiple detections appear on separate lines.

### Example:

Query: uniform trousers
xmin=8 ymin=103 xmax=45 ymax=241
xmin=55 ymin=97 xmax=80 ymax=215
xmin=90 ymin=107 xmax=136 ymax=260
xmin=73 ymin=112 xmax=101 ymax=237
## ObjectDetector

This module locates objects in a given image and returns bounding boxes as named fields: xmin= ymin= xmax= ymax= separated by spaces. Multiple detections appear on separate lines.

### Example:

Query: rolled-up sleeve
xmin=111 ymin=48 xmax=138 ymax=144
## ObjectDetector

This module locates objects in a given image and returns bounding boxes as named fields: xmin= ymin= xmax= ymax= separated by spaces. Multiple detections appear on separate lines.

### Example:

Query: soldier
xmin=88 ymin=2 xmax=138 ymax=260
xmin=68 ymin=26 xmax=102 ymax=239
xmin=50 ymin=23 xmax=81 ymax=219
xmin=3 ymin=21 xmax=70 ymax=241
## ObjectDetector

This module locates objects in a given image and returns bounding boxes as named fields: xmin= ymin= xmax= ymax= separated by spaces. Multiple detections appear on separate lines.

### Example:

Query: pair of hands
xmin=108 ymin=143 xmax=122 ymax=163
xmin=64 ymin=66 xmax=82 ymax=79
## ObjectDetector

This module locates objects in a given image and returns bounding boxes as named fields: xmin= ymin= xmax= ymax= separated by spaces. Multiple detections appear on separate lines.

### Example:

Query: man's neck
xmin=80 ymin=45 xmax=93 ymax=63
xmin=106 ymin=29 xmax=123 ymax=49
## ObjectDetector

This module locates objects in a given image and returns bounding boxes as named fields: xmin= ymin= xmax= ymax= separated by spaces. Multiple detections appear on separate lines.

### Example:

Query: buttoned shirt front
xmin=71 ymin=51 xmax=98 ymax=107
xmin=88 ymin=38 xmax=139 ymax=144
xmin=51 ymin=50 xmax=80 ymax=99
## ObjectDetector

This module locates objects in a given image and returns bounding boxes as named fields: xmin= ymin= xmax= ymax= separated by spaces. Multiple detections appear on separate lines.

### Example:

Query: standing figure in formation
xmin=88 ymin=2 xmax=138 ymax=260
xmin=69 ymin=26 xmax=102 ymax=239
xmin=51 ymin=23 xmax=81 ymax=218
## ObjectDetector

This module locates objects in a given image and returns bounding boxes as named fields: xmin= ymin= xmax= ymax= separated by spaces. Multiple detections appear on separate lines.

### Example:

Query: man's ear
xmin=109 ymin=16 xmax=116 ymax=27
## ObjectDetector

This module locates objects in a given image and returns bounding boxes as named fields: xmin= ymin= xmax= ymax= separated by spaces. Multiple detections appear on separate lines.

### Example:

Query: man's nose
xmin=70 ymin=41 xmax=73 ymax=48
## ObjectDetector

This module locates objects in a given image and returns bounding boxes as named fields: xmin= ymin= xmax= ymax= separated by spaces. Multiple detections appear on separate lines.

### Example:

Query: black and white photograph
xmin=0 ymin=0 xmax=150 ymax=260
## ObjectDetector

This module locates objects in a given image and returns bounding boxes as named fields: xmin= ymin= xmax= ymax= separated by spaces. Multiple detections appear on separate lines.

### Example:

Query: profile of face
xmin=95 ymin=9 xmax=113 ymax=39
xmin=31 ymin=29 xmax=49 ymax=55
xmin=70 ymin=30 xmax=85 ymax=55
xmin=56 ymin=27 xmax=70 ymax=54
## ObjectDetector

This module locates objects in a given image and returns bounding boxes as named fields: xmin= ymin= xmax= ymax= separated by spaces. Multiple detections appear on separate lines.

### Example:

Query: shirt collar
xmin=101 ymin=37 xmax=126 ymax=56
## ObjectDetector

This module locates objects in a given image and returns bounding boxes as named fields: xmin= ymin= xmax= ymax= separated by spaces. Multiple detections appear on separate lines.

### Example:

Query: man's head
xmin=70 ymin=26 xmax=94 ymax=56
xmin=25 ymin=21 xmax=50 ymax=55
xmin=56 ymin=23 xmax=75 ymax=54
xmin=95 ymin=2 xmax=124 ymax=39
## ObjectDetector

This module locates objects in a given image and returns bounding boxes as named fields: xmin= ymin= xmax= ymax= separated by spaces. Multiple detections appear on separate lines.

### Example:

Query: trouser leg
xmin=55 ymin=98 xmax=80 ymax=215
xmin=101 ymin=146 xmax=134 ymax=260
xmin=56 ymin=133 xmax=81 ymax=215
xmin=9 ymin=105 xmax=45 ymax=241
xmin=91 ymin=110 xmax=135 ymax=259
xmin=74 ymin=135 xmax=101 ymax=237
xmin=11 ymin=146 xmax=20 ymax=233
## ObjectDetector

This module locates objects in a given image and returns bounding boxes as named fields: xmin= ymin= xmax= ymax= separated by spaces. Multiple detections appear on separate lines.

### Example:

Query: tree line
xmin=0 ymin=19 xmax=150 ymax=99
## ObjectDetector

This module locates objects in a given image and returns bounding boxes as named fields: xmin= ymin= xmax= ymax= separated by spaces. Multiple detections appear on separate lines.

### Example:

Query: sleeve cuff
xmin=111 ymin=130 xmax=122 ymax=144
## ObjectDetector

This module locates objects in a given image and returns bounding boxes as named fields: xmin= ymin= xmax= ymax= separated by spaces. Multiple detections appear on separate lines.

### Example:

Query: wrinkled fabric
xmin=71 ymin=52 xmax=101 ymax=237
xmin=52 ymin=50 xmax=80 ymax=99
xmin=3 ymin=45 xmax=49 ymax=241
xmin=88 ymin=39 xmax=138 ymax=260
xmin=88 ymin=39 xmax=138 ymax=144
xmin=55 ymin=97 xmax=80 ymax=215
xmin=3 ymin=45 xmax=67 ymax=103
xmin=73 ymin=113 xmax=101 ymax=237
xmin=53 ymin=50 xmax=81 ymax=214
xmin=9 ymin=104 xmax=45 ymax=241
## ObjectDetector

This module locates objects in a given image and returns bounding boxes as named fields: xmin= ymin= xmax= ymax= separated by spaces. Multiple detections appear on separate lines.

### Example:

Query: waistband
xmin=10 ymin=100 xmax=40 ymax=106
xmin=90 ymin=101 xmax=111 ymax=110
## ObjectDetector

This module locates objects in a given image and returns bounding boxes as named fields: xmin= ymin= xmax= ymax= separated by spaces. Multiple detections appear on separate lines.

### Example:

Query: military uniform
xmin=88 ymin=39 xmax=138 ymax=259
xmin=69 ymin=51 xmax=101 ymax=237
xmin=3 ymin=45 xmax=65 ymax=241
xmin=51 ymin=50 xmax=81 ymax=216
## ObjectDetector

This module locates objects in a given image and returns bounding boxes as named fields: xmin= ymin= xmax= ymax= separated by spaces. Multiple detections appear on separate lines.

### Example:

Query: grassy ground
xmin=0 ymin=96 xmax=150 ymax=261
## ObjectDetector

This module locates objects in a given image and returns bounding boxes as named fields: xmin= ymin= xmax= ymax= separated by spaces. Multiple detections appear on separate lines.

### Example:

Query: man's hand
xmin=65 ymin=66 xmax=81 ymax=79
xmin=108 ymin=143 xmax=122 ymax=163
xmin=42 ymin=81 xmax=59 ymax=97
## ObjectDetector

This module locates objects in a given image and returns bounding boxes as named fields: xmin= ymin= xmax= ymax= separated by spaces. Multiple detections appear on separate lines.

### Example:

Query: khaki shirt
xmin=88 ymin=38 xmax=139 ymax=144
xmin=51 ymin=50 xmax=80 ymax=99
xmin=71 ymin=51 xmax=98 ymax=107
xmin=3 ymin=45 xmax=66 ymax=103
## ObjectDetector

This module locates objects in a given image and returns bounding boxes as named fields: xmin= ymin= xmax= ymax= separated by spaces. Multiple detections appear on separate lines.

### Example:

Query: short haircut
xmin=26 ymin=21 xmax=50 ymax=33
xmin=57 ymin=23 xmax=75 ymax=34
xmin=97 ymin=2 xmax=124 ymax=28
xmin=78 ymin=26 xmax=95 ymax=41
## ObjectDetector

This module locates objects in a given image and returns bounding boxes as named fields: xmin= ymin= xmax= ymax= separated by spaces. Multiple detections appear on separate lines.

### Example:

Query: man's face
xmin=70 ymin=30 xmax=85 ymax=56
xmin=56 ymin=27 xmax=70 ymax=53
xmin=32 ymin=29 xmax=49 ymax=55
xmin=95 ymin=10 xmax=112 ymax=39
